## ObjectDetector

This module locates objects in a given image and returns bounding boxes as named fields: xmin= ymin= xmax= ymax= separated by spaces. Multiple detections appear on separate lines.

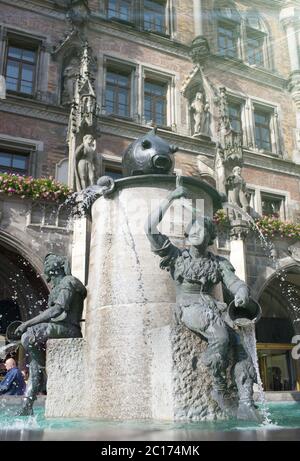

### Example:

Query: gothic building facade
xmin=1 ymin=0 xmax=300 ymax=395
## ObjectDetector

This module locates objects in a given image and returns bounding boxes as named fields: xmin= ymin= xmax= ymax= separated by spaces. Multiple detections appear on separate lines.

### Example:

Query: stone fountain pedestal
xmin=46 ymin=175 xmax=224 ymax=420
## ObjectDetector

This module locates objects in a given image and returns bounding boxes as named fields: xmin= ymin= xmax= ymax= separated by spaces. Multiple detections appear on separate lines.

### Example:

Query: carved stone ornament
xmin=229 ymin=219 xmax=250 ymax=240
xmin=218 ymin=88 xmax=243 ymax=161
xmin=191 ymin=91 xmax=211 ymax=138
xmin=288 ymin=242 xmax=300 ymax=263
xmin=66 ymin=0 xmax=91 ymax=27
xmin=190 ymin=36 xmax=210 ymax=64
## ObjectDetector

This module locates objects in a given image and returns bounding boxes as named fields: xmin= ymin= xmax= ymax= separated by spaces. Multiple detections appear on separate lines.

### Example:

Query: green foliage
xmin=213 ymin=208 xmax=300 ymax=240
xmin=0 ymin=173 xmax=71 ymax=201
xmin=254 ymin=215 xmax=300 ymax=240
xmin=213 ymin=209 xmax=230 ymax=227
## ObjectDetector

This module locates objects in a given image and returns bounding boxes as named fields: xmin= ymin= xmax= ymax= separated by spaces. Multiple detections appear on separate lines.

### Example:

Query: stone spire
xmin=215 ymin=87 xmax=243 ymax=165
xmin=67 ymin=40 xmax=100 ymax=190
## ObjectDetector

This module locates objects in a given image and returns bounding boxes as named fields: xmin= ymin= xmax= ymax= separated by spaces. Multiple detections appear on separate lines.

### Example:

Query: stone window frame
xmin=213 ymin=6 xmax=272 ymax=72
xmin=99 ymin=0 xmax=176 ymax=39
xmin=260 ymin=192 xmax=286 ymax=220
xmin=0 ymin=26 xmax=49 ymax=101
xmin=216 ymin=19 xmax=241 ymax=60
xmin=244 ymin=26 xmax=266 ymax=67
xmin=0 ymin=133 xmax=44 ymax=178
xmin=100 ymin=55 xmax=177 ymax=129
xmin=143 ymin=0 xmax=169 ymax=36
xmin=247 ymin=183 xmax=289 ymax=221
xmin=106 ymin=0 xmax=134 ymax=23
xmin=226 ymin=91 xmax=248 ymax=146
xmin=102 ymin=154 xmax=123 ymax=179
xmin=246 ymin=187 xmax=256 ymax=211
xmin=227 ymin=96 xmax=244 ymax=141
xmin=226 ymin=89 xmax=282 ymax=156
xmin=0 ymin=149 xmax=30 ymax=176
xmin=5 ymin=42 xmax=38 ymax=96
xmin=102 ymin=56 xmax=138 ymax=121
xmin=141 ymin=66 xmax=176 ymax=130
xmin=27 ymin=201 xmax=71 ymax=230
xmin=250 ymin=99 xmax=281 ymax=156
xmin=105 ymin=66 xmax=132 ymax=118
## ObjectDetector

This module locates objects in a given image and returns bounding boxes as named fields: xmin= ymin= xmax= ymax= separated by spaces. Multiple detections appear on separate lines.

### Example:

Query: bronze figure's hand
xmin=169 ymin=186 xmax=189 ymax=201
xmin=14 ymin=322 xmax=28 ymax=337
xmin=234 ymin=288 xmax=249 ymax=307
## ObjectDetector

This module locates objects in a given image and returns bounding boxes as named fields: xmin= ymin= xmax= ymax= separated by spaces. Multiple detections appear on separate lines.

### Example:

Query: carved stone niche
xmin=182 ymin=76 xmax=211 ymax=140
xmin=61 ymin=50 xmax=80 ymax=106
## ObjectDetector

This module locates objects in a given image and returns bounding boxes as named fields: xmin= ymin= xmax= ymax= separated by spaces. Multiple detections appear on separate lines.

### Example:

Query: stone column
xmin=71 ymin=217 xmax=91 ymax=336
xmin=229 ymin=220 xmax=249 ymax=282
xmin=0 ymin=27 xmax=6 ymax=99
xmin=193 ymin=0 xmax=203 ymax=36
xmin=280 ymin=13 xmax=300 ymax=72
xmin=190 ymin=0 xmax=210 ymax=64
xmin=286 ymin=23 xmax=300 ymax=71
xmin=280 ymin=5 xmax=300 ymax=161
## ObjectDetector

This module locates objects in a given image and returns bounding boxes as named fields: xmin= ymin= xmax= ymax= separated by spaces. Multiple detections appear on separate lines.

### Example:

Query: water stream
xmin=239 ymin=324 xmax=273 ymax=425
xmin=222 ymin=202 xmax=300 ymax=425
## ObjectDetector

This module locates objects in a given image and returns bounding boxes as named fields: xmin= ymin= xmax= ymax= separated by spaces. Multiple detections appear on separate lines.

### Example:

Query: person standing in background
xmin=0 ymin=358 xmax=25 ymax=395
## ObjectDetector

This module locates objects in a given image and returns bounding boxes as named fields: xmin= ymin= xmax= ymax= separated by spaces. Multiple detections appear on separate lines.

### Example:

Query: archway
xmin=0 ymin=240 xmax=49 ymax=345
xmin=256 ymin=266 xmax=300 ymax=392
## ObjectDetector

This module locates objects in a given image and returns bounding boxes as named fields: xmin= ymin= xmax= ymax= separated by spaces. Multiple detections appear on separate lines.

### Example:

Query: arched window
xmin=243 ymin=10 xmax=271 ymax=69
xmin=214 ymin=2 xmax=271 ymax=70
xmin=215 ymin=3 xmax=241 ymax=60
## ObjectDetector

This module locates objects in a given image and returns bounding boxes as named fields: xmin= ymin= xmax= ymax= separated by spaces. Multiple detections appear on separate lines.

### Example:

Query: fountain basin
xmin=2 ymin=400 xmax=300 ymax=440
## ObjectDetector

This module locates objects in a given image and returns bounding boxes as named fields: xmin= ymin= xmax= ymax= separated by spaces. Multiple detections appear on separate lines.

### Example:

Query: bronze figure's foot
xmin=16 ymin=399 xmax=34 ymax=416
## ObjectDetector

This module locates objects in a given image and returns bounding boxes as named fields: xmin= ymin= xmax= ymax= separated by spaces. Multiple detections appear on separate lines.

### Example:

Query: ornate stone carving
xmin=191 ymin=91 xmax=211 ymax=138
xmin=66 ymin=40 xmax=101 ymax=190
xmin=190 ymin=36 xmax=210 ymax=64
xmin=74 ymin=134 xmax=98 ymax=191
xmin=229 ymin=219 xmax=250 ymax=241
xmin=288 ymin=71 xmax=300 ymax=111
xmin=61 ymin=56 xmax=80 ymax=105
xmin=0 ymin=76 xmax=6 ymax=99
xmin=214 ymin=87 xmax=244 ymax=195
xmin=288 ymin=242 xmax=300 ymax=263
xmin=66 ymin=0 xmax=91 ymax=28
xmin=226 ymin=166 xmax=250 ymax=219
xmin=217 ymin=87 xmax=243 ymax=164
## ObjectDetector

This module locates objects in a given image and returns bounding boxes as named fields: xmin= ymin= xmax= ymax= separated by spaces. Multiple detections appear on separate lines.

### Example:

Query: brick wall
xmin=243 ymin=166 xmax=300 ymax=202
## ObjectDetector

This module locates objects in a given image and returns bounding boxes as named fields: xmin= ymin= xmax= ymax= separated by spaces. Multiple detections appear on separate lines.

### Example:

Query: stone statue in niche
xmin=217 ymin=87 xmax=243 ymax=164
xmin=61 ymin=57 xmax=79 ymax=105
xmin=81 ymin=94 xmax=96 ymax=118
xmin=214 ymin=146 xmax=227 ymax=196
xmin=74 ymin=134 xmax=98 ymax=191
xmin=145 ymin=186 xmax=260 ymax=421
xmin=226 ymin=166 xmax=250 ymax=218
xmin=14 ymin=253 xmax=87 ymax=415
xmin=191 ymin=91 xmax=210 ymax=137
